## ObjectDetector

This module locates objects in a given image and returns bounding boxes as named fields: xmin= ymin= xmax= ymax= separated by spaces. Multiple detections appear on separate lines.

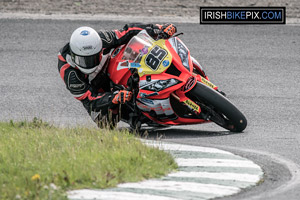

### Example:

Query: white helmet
xmin=70 ymin=26 xmax=103 ymax=74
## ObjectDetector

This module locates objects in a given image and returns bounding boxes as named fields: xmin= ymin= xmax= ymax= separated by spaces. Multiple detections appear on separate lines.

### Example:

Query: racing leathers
xmin=57 ymin=23 xmax=166 ymax=127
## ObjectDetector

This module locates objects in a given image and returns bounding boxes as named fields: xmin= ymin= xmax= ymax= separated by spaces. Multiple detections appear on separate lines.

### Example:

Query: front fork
xmin=172 ymin=74 xmax=219 ymax=117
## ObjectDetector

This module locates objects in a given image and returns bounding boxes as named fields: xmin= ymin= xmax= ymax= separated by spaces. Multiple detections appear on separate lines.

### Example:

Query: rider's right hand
xmin=112 ymin=90 xmax=132 ymax=104
xmin=159 ymin=23 xmax=177 ymax=39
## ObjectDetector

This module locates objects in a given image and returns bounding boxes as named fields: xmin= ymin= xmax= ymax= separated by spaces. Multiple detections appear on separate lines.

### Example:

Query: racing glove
xmin=159 ymin=23 xmax=177 ymax=39
xmin=112 ymin=90 xmax=132 ymax=104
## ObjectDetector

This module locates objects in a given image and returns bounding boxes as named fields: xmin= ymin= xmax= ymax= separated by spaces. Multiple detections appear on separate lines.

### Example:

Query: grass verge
xmin=0 ymin=118 xmax=177 ymax=200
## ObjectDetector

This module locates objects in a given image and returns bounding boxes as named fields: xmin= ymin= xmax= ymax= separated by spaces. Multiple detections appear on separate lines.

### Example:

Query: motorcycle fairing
xmin=121 ymin=34 xmax=173 ymax=77
xmin=108 ymin=30 xmax=216 ymax=125
xmin=136 ymin=98 xmax=175 ymax=118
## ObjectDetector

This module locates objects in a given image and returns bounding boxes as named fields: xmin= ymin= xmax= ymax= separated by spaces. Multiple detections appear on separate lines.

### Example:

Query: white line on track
xmin=168 ymin=171 xmax=261 ymax=182
xmin=68 ymin=190 xmax=179 ymax=200
xmin=118 ymin=180 xmax=240 ymax=195
xmin=144 ymin=141 xmax=233 ymax=154
xmin=68 ymin=141 xmax=264 ymax=200
xmin=176 ymin=158 xmax=261 ymax=168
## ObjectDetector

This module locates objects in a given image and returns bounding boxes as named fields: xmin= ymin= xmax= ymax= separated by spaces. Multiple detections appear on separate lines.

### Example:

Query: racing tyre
xmin=187 ymin=82 xmax=247 ymax=132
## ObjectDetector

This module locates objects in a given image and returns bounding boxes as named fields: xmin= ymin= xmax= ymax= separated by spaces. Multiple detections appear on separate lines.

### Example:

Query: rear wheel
xmin=186 ymin=82 xmax=247 ymax=132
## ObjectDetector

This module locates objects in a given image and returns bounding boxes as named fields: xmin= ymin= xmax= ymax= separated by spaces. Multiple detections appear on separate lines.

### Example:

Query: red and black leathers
xmin=57 ymin=23 xmax=162 ymax=123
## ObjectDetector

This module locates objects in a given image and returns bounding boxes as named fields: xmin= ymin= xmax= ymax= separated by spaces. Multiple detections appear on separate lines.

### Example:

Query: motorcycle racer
xmin=57 ymin=23 xmax=177 ymax=128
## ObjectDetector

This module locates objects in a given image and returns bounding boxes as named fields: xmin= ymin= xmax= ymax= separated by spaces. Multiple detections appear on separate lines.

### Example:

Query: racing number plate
xmin=145 ymin=45 xmax=167 ymax=71
xmin=139 ymin=40 xmax=172 ymax=76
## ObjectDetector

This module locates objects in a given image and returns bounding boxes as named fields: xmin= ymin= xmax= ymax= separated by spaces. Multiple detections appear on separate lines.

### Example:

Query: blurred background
xmin=0 ymin=0 xmax=299 ymax=22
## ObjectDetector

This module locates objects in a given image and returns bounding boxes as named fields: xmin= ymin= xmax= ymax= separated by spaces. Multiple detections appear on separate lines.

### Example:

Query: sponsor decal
xmin=200 ymin=7 xmax=286 ymax=24
xmin=162 ymin=60 xmax=170 ymax=67
xmin=80 ymin=30 xmax=89 ymax=36
xmin=130 ymin=63 xmax=141 ymax=68
xmin=140 ymin=92 xmax=159 ymax=98
xmin=140 ymin=47 xmax=149 ymax=55
xmin=82 ymin=45 xmax=93 ymax=50
xmin=137 ymin=102 xmax=171 ymax=112
xmin=139 ymin=98 xmax=154 ymax=105
xmin=69 ymin=83 xmax=85 ymax=89
xmin=201 ymin=76 xmax=216 ymax=89
xmin=184 ymin=99 xmax=200 ymax=113
xmin=117 ymin=61 xmax=141 ymax=70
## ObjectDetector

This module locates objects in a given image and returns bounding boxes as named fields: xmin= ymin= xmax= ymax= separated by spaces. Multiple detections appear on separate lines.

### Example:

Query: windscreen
xmin=122 ymin=30 xmax=154 ymax=63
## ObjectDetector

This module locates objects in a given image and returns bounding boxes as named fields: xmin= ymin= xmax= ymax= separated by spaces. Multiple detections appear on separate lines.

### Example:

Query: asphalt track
xmin=1 ymin=18 xmax=300 ymax=199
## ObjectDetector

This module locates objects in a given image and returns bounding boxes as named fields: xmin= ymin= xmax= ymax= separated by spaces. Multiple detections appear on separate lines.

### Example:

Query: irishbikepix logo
xmin=200 ymin=7 xmax=286 ymax=24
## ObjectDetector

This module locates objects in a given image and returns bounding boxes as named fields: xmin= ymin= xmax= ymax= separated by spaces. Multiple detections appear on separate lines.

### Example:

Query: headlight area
xmin=177 ymin=41 xmax=190 ymax=71
xmin=140 ymin=79 xmax=181 ymax=92
xmin=168 ymin=37 xmax=190 ymax=72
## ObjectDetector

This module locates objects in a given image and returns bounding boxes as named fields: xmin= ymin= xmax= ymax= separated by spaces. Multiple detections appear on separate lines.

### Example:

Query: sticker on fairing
xmin=130 ymin=63 xmax=141 ymax=68
xmin=140 ymin=98 xmax=154 ymax=105
xmin=140 ymin=47 xmax=149 ymax=55
xmin=184 ymin=99 xmax=200 ymax=113
xmin=138 ymin=40 xmax=172 ymax=76
xmin=140 ymin=92 xmax=159 ymax=98
xmin=200 ymin=76 xmax=217 ymax=89
xmin=145 ymin=45 xmax=167 ymax=71
xmin=117 ymin=61 xmax=141 ymax=70
xmin=162 ymin=60 xmax=170 ymax=67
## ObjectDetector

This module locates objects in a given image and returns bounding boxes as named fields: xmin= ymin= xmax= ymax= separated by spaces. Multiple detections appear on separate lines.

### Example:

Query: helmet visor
xmin=71 ymin=52 xmax=101 ymax=69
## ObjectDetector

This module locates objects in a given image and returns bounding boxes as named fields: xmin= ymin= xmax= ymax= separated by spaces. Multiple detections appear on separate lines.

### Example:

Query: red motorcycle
xmin=107 ymin=30 xmax=247 ymax=132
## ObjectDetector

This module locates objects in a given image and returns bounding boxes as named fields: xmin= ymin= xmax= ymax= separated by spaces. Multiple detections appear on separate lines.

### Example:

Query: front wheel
xmin=186 ymin=82 xmax=247 ymax=132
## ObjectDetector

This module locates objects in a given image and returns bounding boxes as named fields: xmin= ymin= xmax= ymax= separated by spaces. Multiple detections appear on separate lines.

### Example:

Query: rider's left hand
xmin=112 ymin=90 xmax=132 ymax=104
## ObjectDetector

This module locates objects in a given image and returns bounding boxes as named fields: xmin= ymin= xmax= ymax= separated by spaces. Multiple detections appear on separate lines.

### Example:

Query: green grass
xmin=0 ymin=118 xmax=177 ymax=200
